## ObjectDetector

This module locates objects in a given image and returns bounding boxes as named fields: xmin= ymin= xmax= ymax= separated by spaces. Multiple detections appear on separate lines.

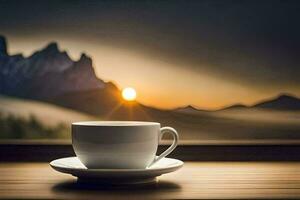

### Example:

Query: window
xmin=0 ymin=1 xmax=300 ymax=145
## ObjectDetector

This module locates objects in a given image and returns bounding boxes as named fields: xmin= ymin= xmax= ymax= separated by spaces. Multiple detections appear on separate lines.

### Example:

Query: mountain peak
xmin=78 ymin=53 xmax=92 ymax=64
xmin=276 ymin=93 xmax=298 ymax=100
xmin=220 ymin=103 xmax=248 ymax=111
xmin=174 ymin=104 xmax=207 ymax=114
xmin=0 ymin=35 xmax=7 ymax=55
xmin=184 ymin=105 xmax=198 ymax=110
xmin=43 ymin=42 xmax=59 ymax=53
xmin=58 ymin=52 xmax=105 ymax=92
xmin=253 ymin=93 xmax=300 ymax=110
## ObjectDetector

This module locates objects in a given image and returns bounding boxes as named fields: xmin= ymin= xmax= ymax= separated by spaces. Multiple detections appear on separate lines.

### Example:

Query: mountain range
xmin=1 ymin=35 xmax=300 ymax=140
xmin=0 ymin=35 xmax=300 ymax=119
xmin=0 ymin=35 xmax=129 ymax=117
xmin=174 ymin=94 xmax=300 ymax=114
xmin=0 ymin=36 xmax=113 ymax=99
xmin=220 ymin=94 xmax=300 ymax=111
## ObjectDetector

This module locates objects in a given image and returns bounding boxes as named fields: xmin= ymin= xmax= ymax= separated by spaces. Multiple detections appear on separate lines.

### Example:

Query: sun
xmin=122 ymin=87 xmax=137 ymax=101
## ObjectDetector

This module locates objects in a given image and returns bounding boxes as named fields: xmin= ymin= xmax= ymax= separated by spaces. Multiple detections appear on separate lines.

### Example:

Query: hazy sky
xmin=0 ymin=0 xmax=300 ymax=109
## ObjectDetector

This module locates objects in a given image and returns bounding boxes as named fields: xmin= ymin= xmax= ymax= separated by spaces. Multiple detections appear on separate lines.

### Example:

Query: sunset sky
xmin=0 ymin=0 xmax=300 ymax=109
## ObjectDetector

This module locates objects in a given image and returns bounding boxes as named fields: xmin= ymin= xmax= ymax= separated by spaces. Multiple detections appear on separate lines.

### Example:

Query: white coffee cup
xmin=72 ymin=121 xmax=179 ymax=169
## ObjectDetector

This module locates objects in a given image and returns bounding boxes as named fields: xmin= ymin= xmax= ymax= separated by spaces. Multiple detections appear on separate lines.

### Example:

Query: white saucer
xmin=50 ymin=157 xmax=183 ymax=184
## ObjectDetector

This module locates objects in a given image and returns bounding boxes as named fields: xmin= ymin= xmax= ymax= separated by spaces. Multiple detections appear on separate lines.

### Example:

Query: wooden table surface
xmin=1 ymin=162 xmax=300 ymax=199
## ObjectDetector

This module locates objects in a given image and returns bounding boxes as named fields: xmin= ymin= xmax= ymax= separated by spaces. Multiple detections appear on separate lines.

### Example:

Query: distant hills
xmin=254 ymin=94 xmax=300 ymax=110
xmin=173 ymin=94 xmax=300 ymax=114
xmin=173 ymin=105 xmax=208 ymax=114
xmin=220 ymin=94 xmax=300 ymax=111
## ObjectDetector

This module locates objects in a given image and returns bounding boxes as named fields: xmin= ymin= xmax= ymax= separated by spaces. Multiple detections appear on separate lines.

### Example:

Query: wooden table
xmin=1 ymin=162 xmax=300 ymax=199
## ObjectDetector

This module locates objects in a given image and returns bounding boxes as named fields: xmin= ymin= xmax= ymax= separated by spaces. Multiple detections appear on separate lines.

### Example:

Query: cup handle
xmin=148 ymin=127 xmax=179 ymax=168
